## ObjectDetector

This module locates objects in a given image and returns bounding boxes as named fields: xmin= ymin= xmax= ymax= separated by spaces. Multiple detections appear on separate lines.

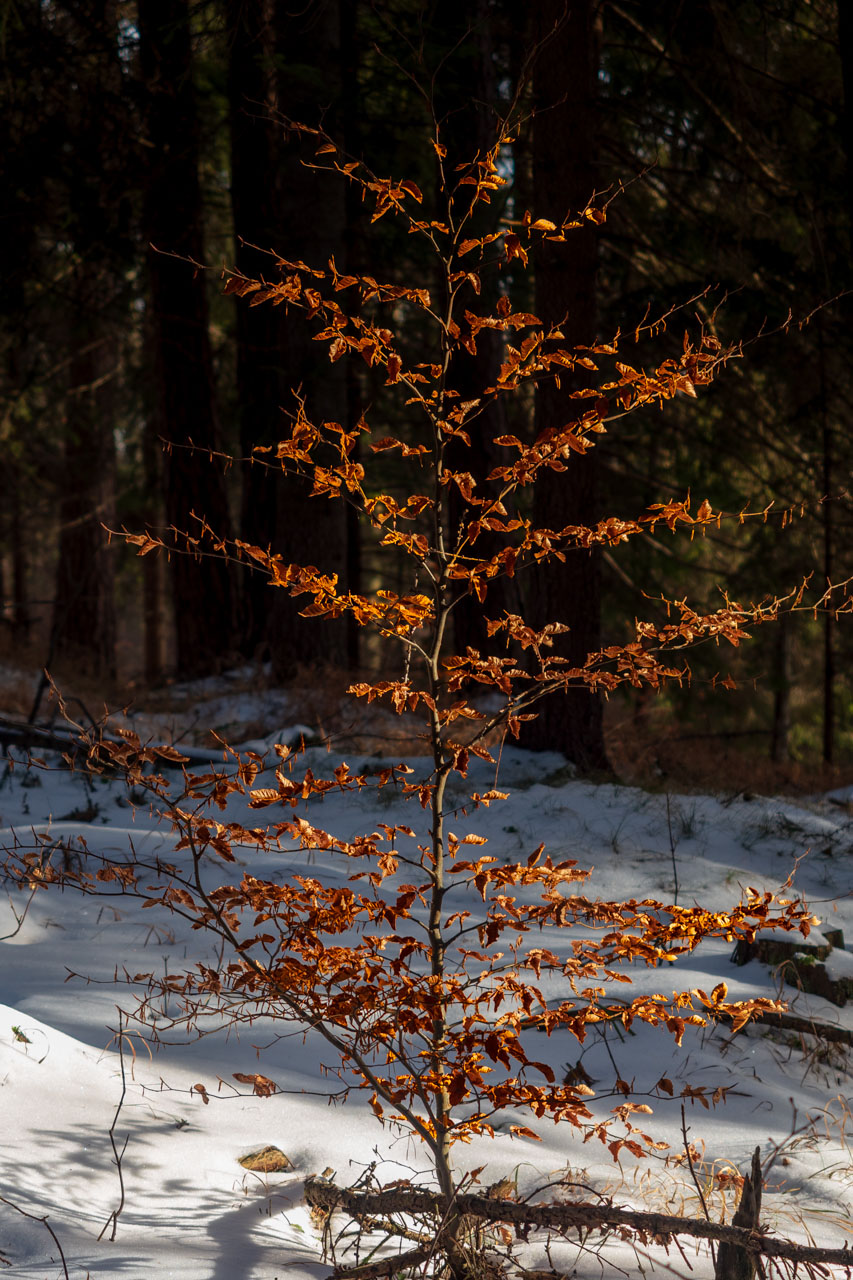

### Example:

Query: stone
xmin=237 ymin=1145 xmax=291 ymax=1173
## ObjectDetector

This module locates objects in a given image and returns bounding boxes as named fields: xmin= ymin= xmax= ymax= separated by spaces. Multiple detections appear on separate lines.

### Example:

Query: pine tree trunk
xmin=227 ymin=0 xmax=289 ymax=658
xmin=819 ymin=319 xmax=834 ymax=766
xmin=226 ymin=0 xmax=350 ymax=676
xmin=432 ymin=0 xmax=522 ymax=659
xmin=10 ymin=472 xmax=29 ymax=646
xmin=53 ymin=317 xmax=118 ymax=680
xmin=522 ymin=0 xmax=609 ymax=771
xmin=267 ymin=0 xmax=349 ymax=679
xmin=142 ymin=414 xmax=162 ymax=684
xmin=138 ymin=0 xmax=235 ymax=678
xmin=770 ymin=613 xmax=791 ymax=764
xmin=51 ymin=0 xmax=120 ymax=682
xmin=838 ymin=4 xmax=853 ymax=234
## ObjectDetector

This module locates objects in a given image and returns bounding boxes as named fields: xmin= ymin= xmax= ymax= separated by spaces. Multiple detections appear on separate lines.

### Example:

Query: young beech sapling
xmin=8 ymin=127 xmax=843 ymax=1280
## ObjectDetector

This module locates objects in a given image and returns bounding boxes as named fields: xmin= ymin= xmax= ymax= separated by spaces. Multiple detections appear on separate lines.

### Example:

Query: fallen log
xmin=717 ymin=1007 xmax=853 ymax=1046
xmin=304 ymin=1177 xmax=853 ymax=1271
xmin=0 ymin=715 xmax=84 ymax=756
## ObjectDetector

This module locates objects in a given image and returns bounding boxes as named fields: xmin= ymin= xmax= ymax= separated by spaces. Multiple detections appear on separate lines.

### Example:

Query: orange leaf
xmin=234 ymin=1072 xmax=278 ymax=1098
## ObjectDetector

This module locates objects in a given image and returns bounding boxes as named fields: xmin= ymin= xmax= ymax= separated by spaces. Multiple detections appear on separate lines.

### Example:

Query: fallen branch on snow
xmin=304 ymin=1177 xmax=853 ymax=1273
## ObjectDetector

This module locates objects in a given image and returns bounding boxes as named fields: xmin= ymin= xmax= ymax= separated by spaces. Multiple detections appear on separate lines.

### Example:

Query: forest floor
xmin=0 ymin=663 xmax=851 ymax=1278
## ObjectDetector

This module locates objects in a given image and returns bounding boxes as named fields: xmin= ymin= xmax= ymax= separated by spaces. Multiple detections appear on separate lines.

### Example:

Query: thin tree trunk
xmin=838 ymin=3 xmax=853 ymax=237
xmin=433 ymin=0 xmax=522 ymax=658
xmin=267 ymin=0 xmax=349 ymax=679
xmin=53 ymin=323 xmax=118 ymax=680
xmin=226 ymin=0 xmax=350 ymax=675
xmin=341 ymin=0 xmax=363 ymax=672
xmin=138 ymin=0 xmax=235 ymax=678
xmin=819 ymin=319 xmax=834 ymax=765
xmin=522 ymin=0 xmax=609 ymax=771
xmin=770 ymin=613 xmax=791 ymax=764
xmin=830 ymin=4 xmax=853 ymax=765
xmin=142 ymin=416 xmax=162 ymax=684
xmin=10 ymin=473 xmax=29 ymax=645
xmin=227 ymin=0 xmax=288 ymax=658
xmin=51 ymin=0 xmax=120 ymax=682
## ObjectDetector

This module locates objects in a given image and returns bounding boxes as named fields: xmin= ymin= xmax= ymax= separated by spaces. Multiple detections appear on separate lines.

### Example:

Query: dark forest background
xmin=2 ymin=0 xmax=853 ymax=779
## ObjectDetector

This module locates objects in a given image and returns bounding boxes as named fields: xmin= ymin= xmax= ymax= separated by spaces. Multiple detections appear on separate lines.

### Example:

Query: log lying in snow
xmin=304 ymin=1176 xmax=853 ymax=1271
xmin=0 ymin=714 xmax=228 ymax=769
xmin=717 ymin=1007 xmax=853 ymax=1046
xmin=0 ymin=715 xmax=85 ymax=756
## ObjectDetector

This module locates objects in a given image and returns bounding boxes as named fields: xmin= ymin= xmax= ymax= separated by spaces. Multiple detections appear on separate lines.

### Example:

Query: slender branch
xmin=680 ymin=1103 xmax=715 ymax=1269
xmin=98 ymin=1015 xmax=129 ymax=1242
xmin=182 ymin=836 xmax=441 ymax=1155
xmin=329 ymin=1243 xmax=433 ymax=1279
xmin=0 ymin=1196 xmax=69 ymax=1279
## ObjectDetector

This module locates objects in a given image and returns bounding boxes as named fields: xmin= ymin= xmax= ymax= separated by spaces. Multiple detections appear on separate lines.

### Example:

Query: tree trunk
xmin=142 ymin=412 xmax=163 ymax=684
xmin=227 ymin=0 xmax=350 ymax=676
xmin=53 ymin=317 xmax=118 ymax=680
xmin=226 ymin=0 xmax=290 ymax=658
xmin=714 ymin=1146 xmax=762 ymax=1280
xmin=138 ymin=0 xmax=236 ymax=678
xmin=838 ymin=3 xmax=853 ymax=238
xmin=267 ymin=0 xmax=349 ymax=679
xmin=522 ymin=0 xmax=609 ymax=771
xmin=819 ymin=319 xmax=834 ymax=766
xmin=770 ymin=613 xmax=791 ymax=764
xmin=432 ymin=0 xmax=523 ymax=659
xmin=51 ymin=0 xmax=121 ymax=682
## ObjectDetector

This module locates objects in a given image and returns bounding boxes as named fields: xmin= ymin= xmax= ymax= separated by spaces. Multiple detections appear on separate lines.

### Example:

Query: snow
xmin=1 ymin=675 xmax=851 ymax=1278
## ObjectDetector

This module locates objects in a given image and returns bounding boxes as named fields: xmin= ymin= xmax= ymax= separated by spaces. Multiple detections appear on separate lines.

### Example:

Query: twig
xmin=98 ymin=1014 xmax=129 ymax=1242
xmin=681 ymin=1103 xmax=715 ymax=1267
xmin=0 ymin=884 xmax=38 ymax=942
xmin=0 ymin=1194 xmax=69 ymax=1279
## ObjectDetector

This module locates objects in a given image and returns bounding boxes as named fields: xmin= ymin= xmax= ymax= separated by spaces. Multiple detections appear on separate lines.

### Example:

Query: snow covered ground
xmin=1 ymin=672 xmax=852 ymax=1278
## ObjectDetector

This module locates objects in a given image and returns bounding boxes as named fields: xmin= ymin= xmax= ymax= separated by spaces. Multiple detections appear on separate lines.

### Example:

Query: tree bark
xmin=138 ymin=0 xmax=236 ymax=678
xmin=432 ymin=0 xmax=523 ymax=658
xmin=266 ymin=0 xmax=350 ymax=679
xmin=522 ymin=0 xmax=609 ymax=771
xmin=51 ymin=0 xmax=121 ymax=681
xmin=838 ymin=2 xmax=853 ymax=238
xmin=141 ymin=411 xmax=163 ymax=684
xmin=305 ymin=1176 xmax=853 ymax=1270
xmin=714 ymin=1146 xmax=762 ymax=1280
xmin=770 ymin=612 xmax=791 ymax=764
xmin=226 ymin=0 xmax=290 ymax=658
xmin=53 ymin=318 xmax=118 ymax=680
xmin=227 ymin=0 xmax=350 ymax=675
xmin=819 ymin=318 xmax=834 ymax=765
